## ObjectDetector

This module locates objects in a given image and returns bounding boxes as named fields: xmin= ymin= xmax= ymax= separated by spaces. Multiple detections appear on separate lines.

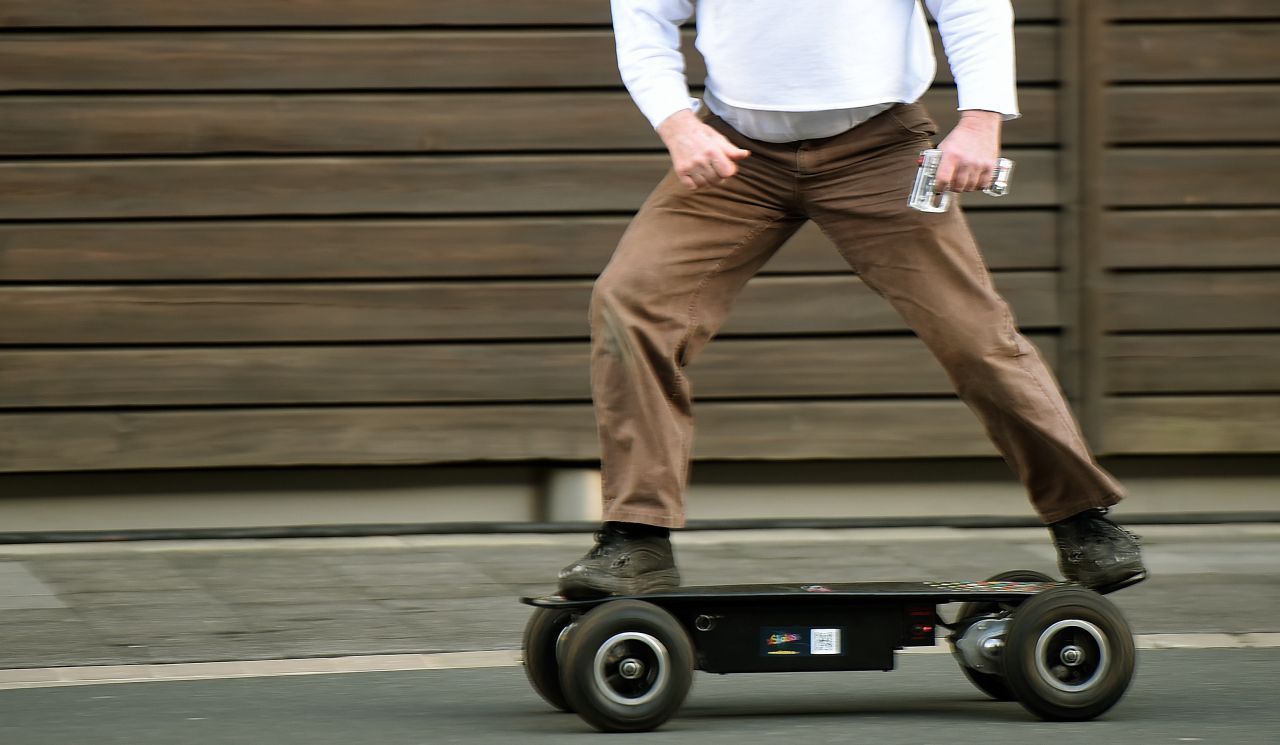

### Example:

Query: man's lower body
xmin=558 ymin=103 xmax=1145 ymax=597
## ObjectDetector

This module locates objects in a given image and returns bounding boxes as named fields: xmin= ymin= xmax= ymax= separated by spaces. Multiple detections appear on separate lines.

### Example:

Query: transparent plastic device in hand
xmin=908 ymin=149 xmax=1014 ymax=213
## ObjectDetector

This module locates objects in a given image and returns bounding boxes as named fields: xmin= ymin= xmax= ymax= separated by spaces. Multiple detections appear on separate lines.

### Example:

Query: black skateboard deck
xmin=523 ymin=579 xmax=1067 ymax=609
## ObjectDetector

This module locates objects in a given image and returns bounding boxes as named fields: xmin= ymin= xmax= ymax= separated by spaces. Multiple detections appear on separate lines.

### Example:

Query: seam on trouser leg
xmin=1010 ymin=336 xmax=1118 ymax=518
xmin=669 ymin=214 xmax=784 ymax=491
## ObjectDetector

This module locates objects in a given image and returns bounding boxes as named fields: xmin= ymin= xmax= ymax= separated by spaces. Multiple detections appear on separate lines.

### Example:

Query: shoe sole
xmin=1059 ymin=554 xmax=1148 ymax=595
xmin=557 ymin=569 xmax=681 ymax=600
xmin=1090 ymin=569 xmax=1148 ymax=595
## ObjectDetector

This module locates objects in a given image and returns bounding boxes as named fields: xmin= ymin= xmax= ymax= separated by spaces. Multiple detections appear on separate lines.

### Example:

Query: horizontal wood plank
xmin=0 ymin=31 xmax=644 ymax=91
xmin=1106 ymin=1 xmax=1280 ymax=20
xmin=0 ymin=150 xmax=1059 ymax=220
xmin=1103 ymin=149 xmax=1280 ymax=207
xmin=1104 ymin=395 xmax=1280 ymax=454
xmin=0 ymin=273 xmax=1060 ymax=345
xmin=1102 ymin=210 xmax=1280 ymax=269
xmin=0 ymin=399 xmax=1000 ymax=473
xmin=0 ymin=28 xmax=1056 ymax=92
xmin=1107 ymin=334 xmax=1280 ymax=393
xmin=1105 ymin=24 xmax=1280 ymax=81
xmin=1106 ymin=272 xmax=1280 ymax=331
xmin=1107 ymin=86 xmax=1280 ymax=143
xmin=0 ymin=0 xmax=1061 ymax=26
xmin=0 ymin=212 xmax=1060 ymax=281
xmin=0 ymin=154 xmax=668 ymax=220
xmin=0 ymin=92 xmax=660 ymax=155
xmin=0 ymin=335 xmax=1060 ymax=408
xmin=0 ymin=0 xmax=620 ymax=26
xmin=0 ymin=89 xmax=1059 ymax=156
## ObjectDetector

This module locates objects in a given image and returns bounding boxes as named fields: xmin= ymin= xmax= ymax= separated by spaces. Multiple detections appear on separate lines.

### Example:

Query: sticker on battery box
xmin=761 ymin=627 xmax=844 ymax=656
xmin=810 ymin=628 xmax=841 ymax=655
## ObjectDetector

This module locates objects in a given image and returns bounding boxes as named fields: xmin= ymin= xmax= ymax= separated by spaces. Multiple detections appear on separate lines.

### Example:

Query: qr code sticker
xmin=810 ymin=628 xmax=841 ymax=655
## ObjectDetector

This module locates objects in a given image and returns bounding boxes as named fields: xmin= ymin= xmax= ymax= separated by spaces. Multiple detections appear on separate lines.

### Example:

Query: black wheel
xmin=1001 ymin=586 xmax=1136 ymax=721
xmin=559 ymin=599 xmax=694 ymax=732
xmin=953 ymin=569 xmax=1056 ymax=701
xmin=522 ymin=607 xmax=577 ymax=712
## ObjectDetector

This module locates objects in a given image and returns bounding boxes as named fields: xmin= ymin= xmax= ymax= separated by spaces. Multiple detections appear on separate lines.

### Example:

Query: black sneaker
xmin=1049 ymin=508 xmax=1148 ymax=593
xmin=557 ymin=524 xmax=681 ymax=599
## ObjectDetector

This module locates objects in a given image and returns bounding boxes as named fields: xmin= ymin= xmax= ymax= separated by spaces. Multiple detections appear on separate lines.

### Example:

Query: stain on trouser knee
xmin=593 ymin=297 xmax=631 ymax=363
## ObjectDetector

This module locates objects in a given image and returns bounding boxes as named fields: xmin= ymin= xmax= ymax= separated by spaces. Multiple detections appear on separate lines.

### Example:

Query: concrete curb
xmin=2 ymin=634 xmax=1278 ymax=691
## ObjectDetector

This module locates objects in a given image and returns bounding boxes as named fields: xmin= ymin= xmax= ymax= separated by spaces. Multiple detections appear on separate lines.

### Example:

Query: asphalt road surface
xmin=2 ymin=648 xmax=1276 ymax=745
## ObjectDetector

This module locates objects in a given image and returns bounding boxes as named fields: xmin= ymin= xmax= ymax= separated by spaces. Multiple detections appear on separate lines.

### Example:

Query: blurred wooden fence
xmin=0 ymin=0 xmax=1276 ymax=473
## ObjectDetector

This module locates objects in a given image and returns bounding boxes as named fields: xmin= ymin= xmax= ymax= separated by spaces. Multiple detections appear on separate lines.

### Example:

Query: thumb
xmin=728 ymin=147 xmax=751 ymax=161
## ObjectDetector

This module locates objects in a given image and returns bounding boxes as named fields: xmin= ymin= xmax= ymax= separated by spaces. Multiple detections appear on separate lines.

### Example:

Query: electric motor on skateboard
xmin=521 ymin=572 xmax=1136 ymax=732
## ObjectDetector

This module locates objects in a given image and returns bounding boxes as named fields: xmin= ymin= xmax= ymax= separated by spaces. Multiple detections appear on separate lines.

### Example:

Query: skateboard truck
xmin=953 ymin=616 xmax=1010 ymax=674
xmin=909 ymin=148 xmax=1015 ymax=212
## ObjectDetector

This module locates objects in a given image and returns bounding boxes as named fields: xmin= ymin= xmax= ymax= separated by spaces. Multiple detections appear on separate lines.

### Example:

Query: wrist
xmin=656 ymin=108 xmax=700 ymax=140
xmin=958 ymin=109 xmax=1002 ymax=129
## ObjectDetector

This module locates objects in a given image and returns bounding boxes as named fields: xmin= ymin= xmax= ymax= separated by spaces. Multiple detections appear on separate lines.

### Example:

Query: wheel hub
xmin=1060 ymin=644 xmax=1085 ymax=666
xmin=1034 ymin=619 xmax=1109 ymax=693
xmin=593 ymin=631 xmax=670 ymax=707
xmin=618 ymin=658 xmax=645 ymax=679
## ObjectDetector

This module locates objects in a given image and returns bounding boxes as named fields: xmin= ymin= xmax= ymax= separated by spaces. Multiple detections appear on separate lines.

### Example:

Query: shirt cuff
xmin=632 ymin=85 xmax=699 ymax=129
xmin=955 ymin=89 xmax=1020 ymax=121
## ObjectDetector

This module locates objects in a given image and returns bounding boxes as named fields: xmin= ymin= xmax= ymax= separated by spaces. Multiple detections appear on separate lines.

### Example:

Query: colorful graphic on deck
xmin=761 ymin=628 xmax=843 ymax=656
xmin=924 ymin=580 xmax=1060 ymax=593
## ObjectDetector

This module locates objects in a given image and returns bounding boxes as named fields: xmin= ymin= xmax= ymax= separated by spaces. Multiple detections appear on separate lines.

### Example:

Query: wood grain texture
xmin=0 ymin=0 xmax=1061 ymax=27
xmin=0 ymin=149 xmax=1059 ymax=220
xmin=0 ymin=399 xmax=999 ymax=473
xmin=0 ymin=273 xmax=1060 ymax=345
xmin=1107 ymin=334 xmax=1280 ymax=393
xmin=1103 ymin=149 xmax=1280 ymax=207
xmin=14 ymin=4 xmax=1280 ymax=474
xmin=1069 ymin=0 xmax=1107 ymax=442
xmin=0 ymin=28 xmax=1056 ymax=92
xmin=0 ymin=89 xmax=1059 ymax=156
xmin=1105 ymin=1 xmax=1280 ymax=20
xmin=7 ymin=394 xmax=1277 ymax=472
xmin=1102 ymin=210 xmax=1280 ymax=269
xmin=1105 ymin=24 xmax=1280 ymax=81
xmin=0 ymin=31 xmax=643 ymax=91
xmin=0 ymin=334 xmax=1060 ymax=408
xmin=0 ymin=212 xmax=1060 ymax=281
xmin=0 ymin=0 xmax=622 ymax=26
xmin=0 ymin=154 xmax=672 ymax=220
xmin=1104 ymin=395 xmax=1280 ymax=454
xmin=1107 ymin=86 xmax=1280 ymax=144
xmin=1106 ymin=272 xmax=1280 ymax=331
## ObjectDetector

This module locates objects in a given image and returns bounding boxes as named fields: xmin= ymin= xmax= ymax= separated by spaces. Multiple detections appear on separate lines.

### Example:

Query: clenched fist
xmin=656 ymin=109 xmax=751 ymax=191
xmin=935 ymin=110 xmax=1003 ymax=193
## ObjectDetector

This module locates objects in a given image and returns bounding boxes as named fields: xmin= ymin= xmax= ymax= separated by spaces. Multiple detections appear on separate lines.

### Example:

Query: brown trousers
xmin=591 ymin=103 xmax=1123 ymax=528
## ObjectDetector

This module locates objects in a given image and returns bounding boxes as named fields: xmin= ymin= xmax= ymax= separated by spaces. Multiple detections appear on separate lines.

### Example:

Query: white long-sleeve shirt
xmin=612 ymin=0 xmax=1019 ymax=140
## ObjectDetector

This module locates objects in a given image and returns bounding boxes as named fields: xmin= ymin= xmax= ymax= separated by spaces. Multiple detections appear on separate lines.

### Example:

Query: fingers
xmin=680 ymin=171 xmax=716 ymax=191
xmin=679 ymin=165 xmax=721 ymax=191
xmin=935 ymin=153 xmax=998 ymax=193
xmin=710 ymin=152 xmax=740 ymax=179
xmin=672 ymin=128 xmax=750 ymax=191
xmin=933 ymin=158 xmax=956 ymax=194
